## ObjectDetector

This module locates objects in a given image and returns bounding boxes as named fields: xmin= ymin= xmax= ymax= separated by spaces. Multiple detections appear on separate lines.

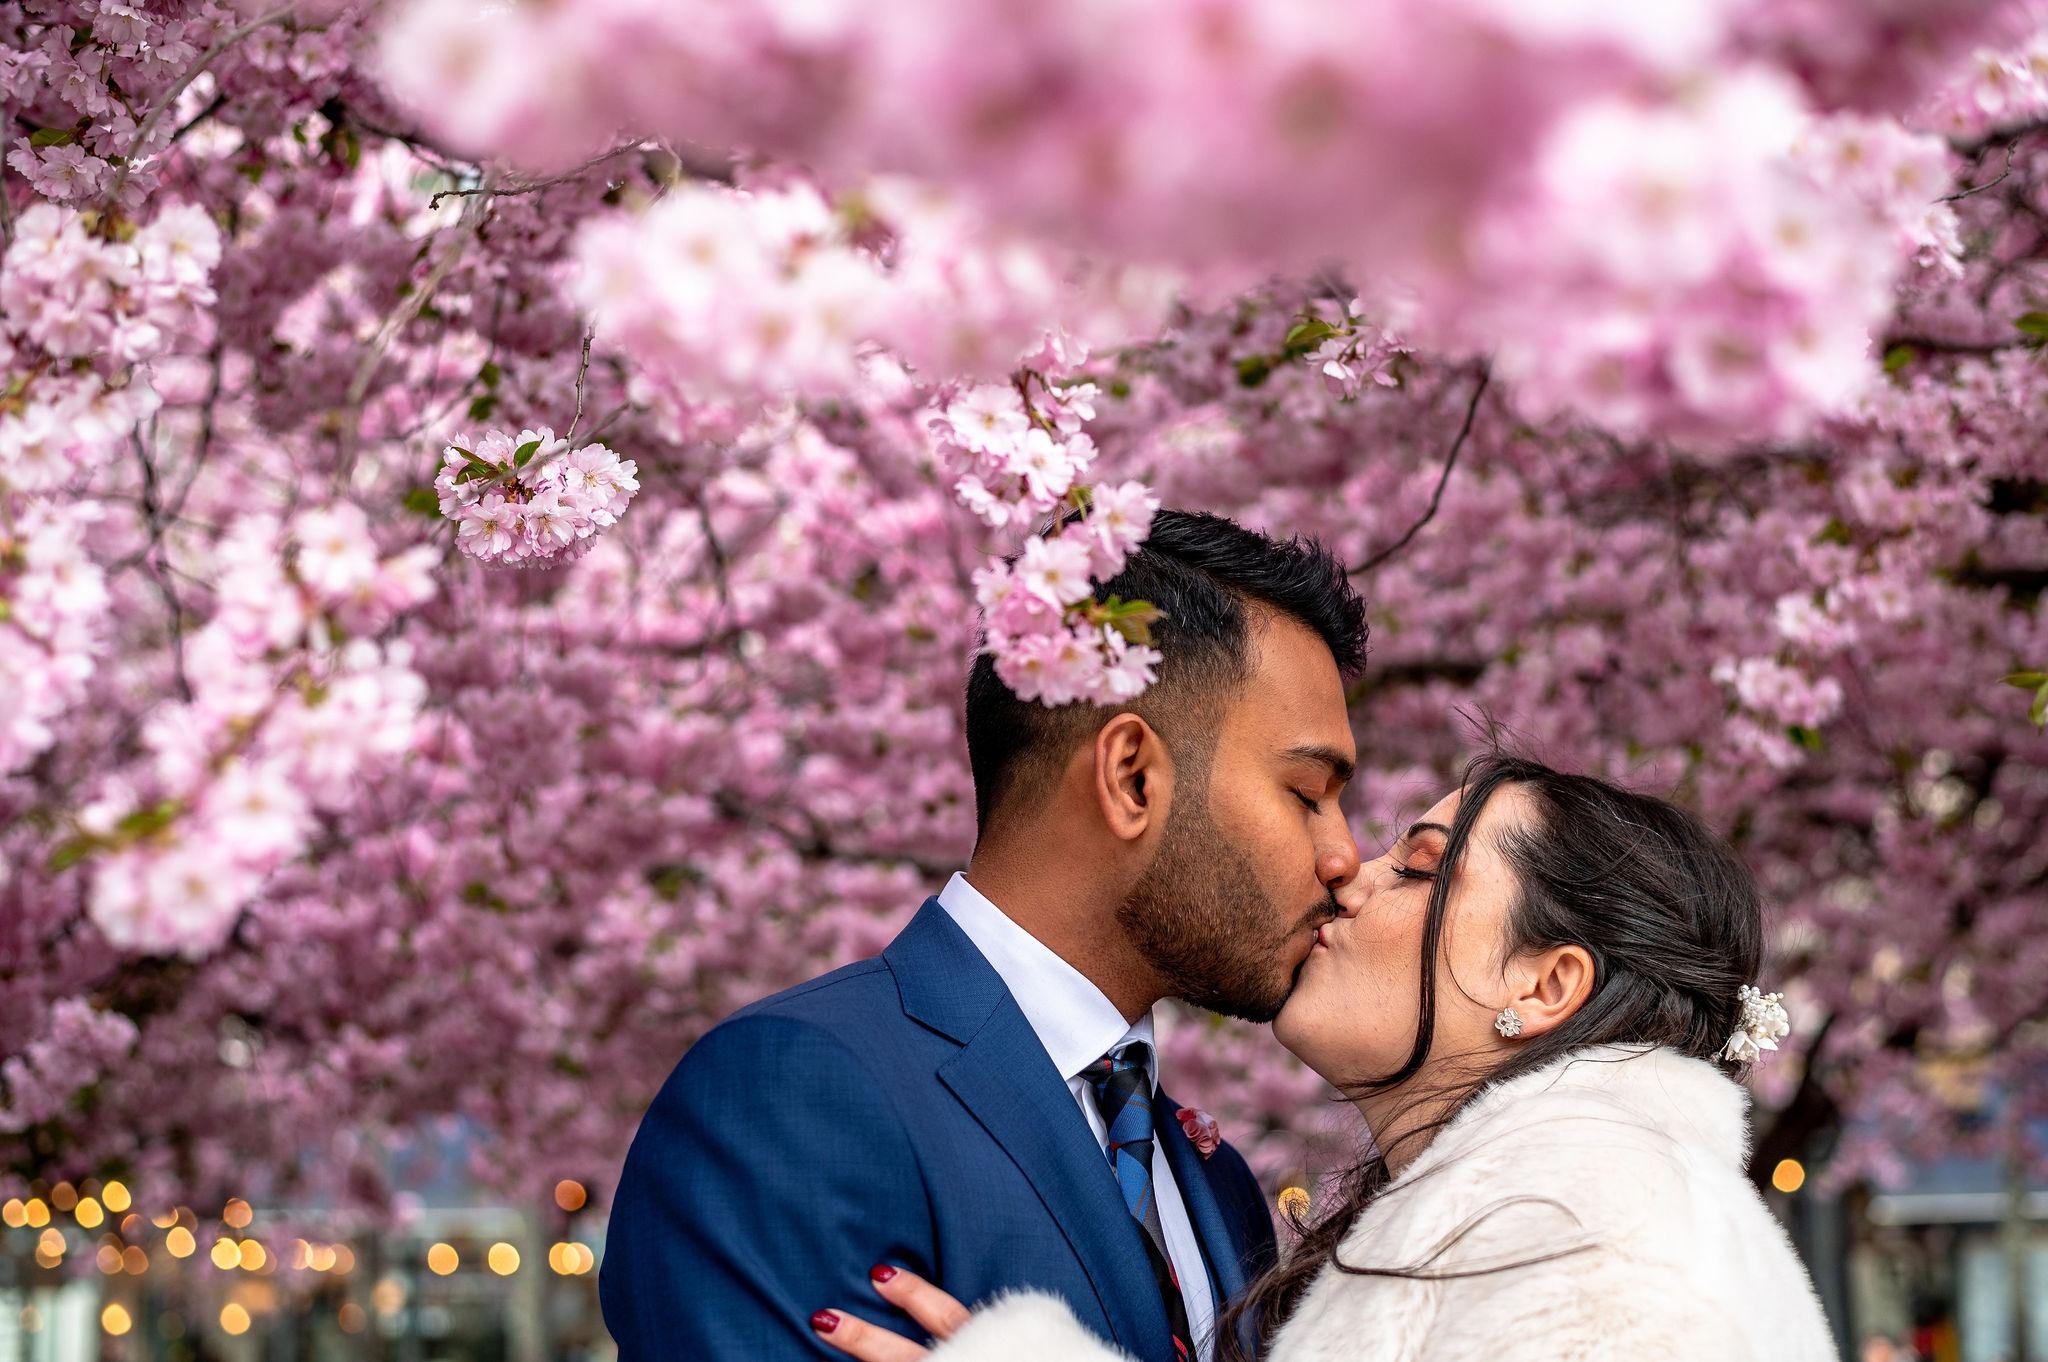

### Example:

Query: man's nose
xmin=1318 ymin=827 xmax=1362 ymax=896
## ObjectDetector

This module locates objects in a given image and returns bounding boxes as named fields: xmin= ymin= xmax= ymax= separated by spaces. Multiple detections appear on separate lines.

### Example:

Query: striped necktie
xmin=1081 ymin=1041 xmax=1196 ymax=1362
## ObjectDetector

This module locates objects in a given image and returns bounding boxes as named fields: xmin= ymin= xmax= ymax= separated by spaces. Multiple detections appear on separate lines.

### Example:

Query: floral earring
xmin=1494 ymin=1006 xmax=1523 ymax=1038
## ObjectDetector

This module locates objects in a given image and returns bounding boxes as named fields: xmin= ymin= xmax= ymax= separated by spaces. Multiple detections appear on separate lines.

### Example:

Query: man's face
xmin=1116 ymin=613 xmax=1361 ymax=1022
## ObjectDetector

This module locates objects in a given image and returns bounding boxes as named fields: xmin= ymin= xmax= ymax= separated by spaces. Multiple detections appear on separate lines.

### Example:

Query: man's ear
xmin=1505 ymin=944 xmax=1596 ymax=1039
xmin=1092 ymin=712 xmax=1171 ymax=843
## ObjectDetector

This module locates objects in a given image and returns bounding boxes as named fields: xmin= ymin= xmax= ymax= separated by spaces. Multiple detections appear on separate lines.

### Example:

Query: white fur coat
xmin=931 ymin=1044 xmax=1837 ymax=1362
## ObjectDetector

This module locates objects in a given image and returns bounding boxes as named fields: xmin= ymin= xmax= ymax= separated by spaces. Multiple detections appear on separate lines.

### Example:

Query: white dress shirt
xmin=937 ymin=872 xmax=1218 ymax=1360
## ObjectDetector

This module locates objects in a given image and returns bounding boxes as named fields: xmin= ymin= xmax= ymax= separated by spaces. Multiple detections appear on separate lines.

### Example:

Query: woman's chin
xmin=1270 ymin=983 xmax=1317 ymax=1061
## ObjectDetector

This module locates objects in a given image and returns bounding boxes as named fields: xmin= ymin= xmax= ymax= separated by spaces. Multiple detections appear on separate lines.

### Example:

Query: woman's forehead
xmin=1419 ymin=782 xmax=1533 ymax=848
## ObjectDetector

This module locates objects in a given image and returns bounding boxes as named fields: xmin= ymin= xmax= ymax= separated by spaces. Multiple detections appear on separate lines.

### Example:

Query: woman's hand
xmin=813 ymin=1265 xmax=973 ymax=1361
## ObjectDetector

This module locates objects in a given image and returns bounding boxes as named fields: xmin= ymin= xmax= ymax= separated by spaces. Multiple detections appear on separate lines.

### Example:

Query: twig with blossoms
xmin=930 ymin=370 xmax=1167 ymax=704
xmin=434 ymin=426 xmax=639 ymax=567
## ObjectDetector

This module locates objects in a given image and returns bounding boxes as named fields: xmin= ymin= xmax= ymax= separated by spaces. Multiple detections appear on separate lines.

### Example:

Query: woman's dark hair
xmin=1215 ymin=752 xmax=1766 ymax=1362
xmin=963 ymin=509 xmax=1367 ymax=835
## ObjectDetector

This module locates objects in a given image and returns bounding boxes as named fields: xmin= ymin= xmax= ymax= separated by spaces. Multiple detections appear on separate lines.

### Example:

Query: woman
xmin=811 ymin=755 xmax=1836 ymax=1361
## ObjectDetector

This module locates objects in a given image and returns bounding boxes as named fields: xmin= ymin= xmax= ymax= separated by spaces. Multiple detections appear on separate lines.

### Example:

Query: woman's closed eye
xmin=1389 ymin=835 xmax=1442 ymax=882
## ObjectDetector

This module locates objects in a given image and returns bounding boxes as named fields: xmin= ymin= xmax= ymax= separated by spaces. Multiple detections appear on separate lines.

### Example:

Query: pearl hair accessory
xmin=1720 ymin=985 xmax=1792 ymax=1063
xmin=1494 ymin=1006 xmax=1523 ymax=1038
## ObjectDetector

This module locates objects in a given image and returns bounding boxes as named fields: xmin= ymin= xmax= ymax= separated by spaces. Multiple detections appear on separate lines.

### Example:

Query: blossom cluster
xmin=928 ymin=377 xmax=1163 ymax=704
xmin=1920 ymin=28 xmax=2048 ymax=137
xmin=576 ymin=178 xmax=1175 ymax=405
xmin=1464 ymin=69 xmax=1918 ymax=446
xmin=0 ymin=203 xmax=221 ymax=493
xmin=434 ymin=427 xmax=640 ymax=567
xmin=0 ymin=498 xmax=109 ymax=771
xmin=75 ymin=509 xmax=437 ymax=958
xmin=382 ymin=0 xmax=1979 ymax=450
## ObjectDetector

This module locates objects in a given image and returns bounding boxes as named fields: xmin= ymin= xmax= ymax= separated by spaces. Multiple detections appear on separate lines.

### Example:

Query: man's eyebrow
xmin=1282 ymin=744 xmax=1356 ymax=784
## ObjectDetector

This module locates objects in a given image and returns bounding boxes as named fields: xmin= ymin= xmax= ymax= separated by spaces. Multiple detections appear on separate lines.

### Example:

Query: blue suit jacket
xmin=599 ymin=898 xmax=1280 ymax=1361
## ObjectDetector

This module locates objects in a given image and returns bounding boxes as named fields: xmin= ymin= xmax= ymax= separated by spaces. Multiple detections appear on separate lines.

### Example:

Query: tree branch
xmin=1941 ymin=140 xmax=2021 ymax=202
xmin=1950 ymin=116 xmax=2048 ymax=161
xmin=105 ymin=3 xmax=300 ymax=207
xmin=336 ymin=169 xmax=497 ymax=486
xmin=1351 ymin=362 xmax=1490 ymax=576
xmin=427 ymin=142 xmax=648 ymax=211
xmin=567 ymin=326 xmax=595 ymax=442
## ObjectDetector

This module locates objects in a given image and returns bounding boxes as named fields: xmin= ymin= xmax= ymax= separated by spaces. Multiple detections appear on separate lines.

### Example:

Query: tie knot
xmin=1081 ymin=1040 xmax=1152 ymax=1087
xmin=1082 ymin=1041 xmax=1156 ymax=1148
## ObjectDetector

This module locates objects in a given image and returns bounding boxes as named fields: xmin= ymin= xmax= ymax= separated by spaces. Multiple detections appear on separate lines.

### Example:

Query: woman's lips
xmin=1312 ymin=924 xmax=1330 ymax=951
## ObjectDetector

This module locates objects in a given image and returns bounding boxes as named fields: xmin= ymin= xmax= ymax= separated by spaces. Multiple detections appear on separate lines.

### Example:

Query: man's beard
xmin=1115 ymin=780 xmax=1337 ymax=1024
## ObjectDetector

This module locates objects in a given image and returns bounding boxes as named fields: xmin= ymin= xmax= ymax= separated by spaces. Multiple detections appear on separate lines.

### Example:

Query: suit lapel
xmin=1154 ymin=1089 xmax=1250 ymax=1308
xmin=886 ymin=903 xmax=1175 ymax=1362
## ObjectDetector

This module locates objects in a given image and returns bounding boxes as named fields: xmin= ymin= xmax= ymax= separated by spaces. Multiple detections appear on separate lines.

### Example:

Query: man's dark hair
xmin=963 ymin=509 xmax=1367 ymax=835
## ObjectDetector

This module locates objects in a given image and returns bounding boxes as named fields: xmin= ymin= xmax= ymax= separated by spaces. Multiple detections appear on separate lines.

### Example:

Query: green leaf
xmin=401 ymin=487 xmax=440 ymax=516
xmin=1810 ymin=518 xmax=1853 ymax=548
xmin=115 ymin=800 xmax=180 ymax=841
xmin=513 ymin=438 xmax=542 ymax=467
xmin=2033 ymin=681 xmax=2048 ymax=728
xmin=1283 ymin=318 xmax=1339 ymax=354
xmin=1787 ymin=725 xmax=1825 ymax=753
xmin=45 ymin=839 xmax=92 ymax=874
xmin=1235 ymin=355 xmax=1273 ymax=388
xmin=467 ymin=394 xmax=498 ymax=421
xmin=1882 ymin=344 xmax=1917 ymax=374
xmin=2015 ymin=311 xmax=2048 ymax=339
xmin=29 ymin=127 xmax=77 ymax=148
xmin=479 ymin=360 xmax=502 ymax=388
xmin=454 ymin=452 xmax=498 ymax=485
xmin=2002 ymin=671 xmax=2048 ymax=689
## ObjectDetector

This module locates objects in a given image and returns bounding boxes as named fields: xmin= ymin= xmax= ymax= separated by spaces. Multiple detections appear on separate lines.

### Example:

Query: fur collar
xmin=1384 ymin=1042 xmax=1752 ymax=1193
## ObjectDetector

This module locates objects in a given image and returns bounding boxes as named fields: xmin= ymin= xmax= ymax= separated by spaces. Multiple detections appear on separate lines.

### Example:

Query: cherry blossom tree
xmin=3 ymin=0 xmax=2047 ymax=1266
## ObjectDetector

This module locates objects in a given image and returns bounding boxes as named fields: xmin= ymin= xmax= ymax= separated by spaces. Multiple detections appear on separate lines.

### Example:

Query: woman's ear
xmin=1092 ymin=712 xmax=1171 ymax=843
xmin=1506 ymin=944 xmax=1596 ymax=1038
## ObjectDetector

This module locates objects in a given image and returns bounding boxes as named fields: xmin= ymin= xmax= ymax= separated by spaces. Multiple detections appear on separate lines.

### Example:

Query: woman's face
xmin=1273 ymin=784 xmax=1534 ymax=1087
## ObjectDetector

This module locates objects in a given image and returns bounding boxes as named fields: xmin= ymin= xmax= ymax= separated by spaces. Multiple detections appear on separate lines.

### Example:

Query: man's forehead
xmin=1226 ymin=612 xmax=1354 ymax=758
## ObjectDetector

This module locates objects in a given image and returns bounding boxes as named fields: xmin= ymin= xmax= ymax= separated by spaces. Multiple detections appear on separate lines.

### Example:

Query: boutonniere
xmin=1176 ymin=1107 xmax=1220 ymax=1159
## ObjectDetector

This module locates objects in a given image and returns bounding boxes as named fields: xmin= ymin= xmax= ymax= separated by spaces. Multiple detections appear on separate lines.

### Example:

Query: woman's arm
xmin=814 ymin=1267 xmax=1137 ymax=1362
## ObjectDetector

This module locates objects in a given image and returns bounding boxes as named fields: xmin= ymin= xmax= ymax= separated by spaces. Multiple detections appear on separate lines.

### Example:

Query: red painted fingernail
xmin=870 ymin=1264 xmax=898 ymax=1284
xmin=811 ymin=1310 xmax=840 ymax=1334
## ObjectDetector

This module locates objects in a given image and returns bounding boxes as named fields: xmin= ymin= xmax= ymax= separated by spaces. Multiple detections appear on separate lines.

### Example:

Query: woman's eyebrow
xmin=1402 ymin=820 xmax=1452 ymax=843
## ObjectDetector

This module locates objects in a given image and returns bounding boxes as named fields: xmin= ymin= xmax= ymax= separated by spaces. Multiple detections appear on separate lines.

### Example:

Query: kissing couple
xmin=599 ymin=511 xmax=1836 ymax=1362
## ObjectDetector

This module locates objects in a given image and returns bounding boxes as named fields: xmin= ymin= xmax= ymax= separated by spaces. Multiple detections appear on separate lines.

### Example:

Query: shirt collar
xmin=936 ymin=872 xmax=1157 ymax=1089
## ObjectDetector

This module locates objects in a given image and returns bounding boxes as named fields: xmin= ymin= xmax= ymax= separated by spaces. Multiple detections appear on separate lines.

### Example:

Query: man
xmin=600 ymin=510 xmax=1368 ymax=1362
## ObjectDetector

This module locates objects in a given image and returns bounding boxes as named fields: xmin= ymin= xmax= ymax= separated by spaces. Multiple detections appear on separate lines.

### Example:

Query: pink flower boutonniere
xmin=1176 ymin=1106 xmax=1220 ymax=1159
